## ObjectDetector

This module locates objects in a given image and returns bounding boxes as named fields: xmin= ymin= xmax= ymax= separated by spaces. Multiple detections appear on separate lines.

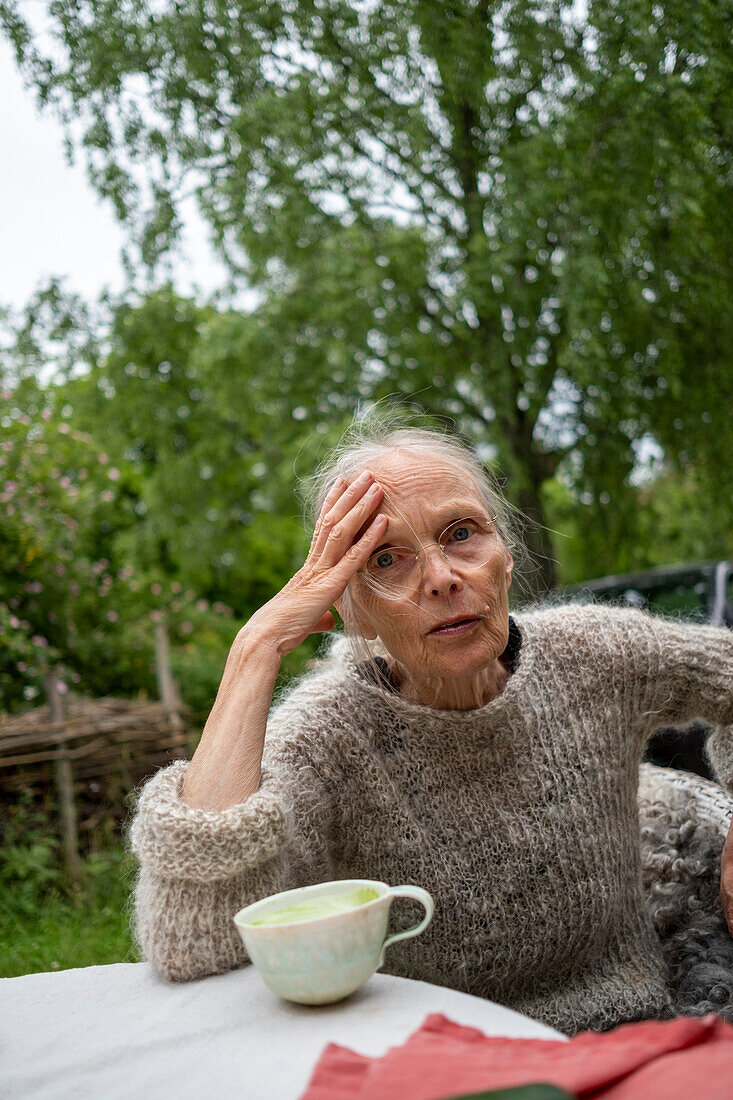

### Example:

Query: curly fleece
xmin=639 ymin=772 xmax=733 ymax=1022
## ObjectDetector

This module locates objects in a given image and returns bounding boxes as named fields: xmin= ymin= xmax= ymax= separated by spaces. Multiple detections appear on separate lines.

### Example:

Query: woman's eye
xmin=375 ymin=551 xmax=395 ymax=569
xmin=451 ymin=525 xmax=473 ymax=542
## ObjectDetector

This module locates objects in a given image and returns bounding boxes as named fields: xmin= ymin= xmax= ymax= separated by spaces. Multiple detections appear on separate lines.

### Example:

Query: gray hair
xmin=298 ymin=405 xmax=531 ymax=689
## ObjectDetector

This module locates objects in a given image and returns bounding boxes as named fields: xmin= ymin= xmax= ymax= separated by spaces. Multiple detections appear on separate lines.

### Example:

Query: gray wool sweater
xmin=129 ymin=603 xmax=733 ymax=1034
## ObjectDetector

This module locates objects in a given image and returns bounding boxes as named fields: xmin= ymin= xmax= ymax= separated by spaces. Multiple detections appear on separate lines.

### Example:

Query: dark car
xmin=562 ymin=561 xmax=733 ymax=778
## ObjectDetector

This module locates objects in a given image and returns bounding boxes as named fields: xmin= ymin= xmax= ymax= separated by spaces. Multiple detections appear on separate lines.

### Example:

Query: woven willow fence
xmin=0 ymin=622 xmax=191 ymax=882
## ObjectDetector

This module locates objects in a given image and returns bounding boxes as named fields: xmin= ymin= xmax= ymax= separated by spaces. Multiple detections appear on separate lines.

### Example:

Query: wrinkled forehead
xmin=365 ymin=451 xmax=485 ymax=527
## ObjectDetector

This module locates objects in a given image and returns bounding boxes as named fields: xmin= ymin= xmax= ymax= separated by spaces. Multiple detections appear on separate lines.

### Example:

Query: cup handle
xmin=378 ymin=885 xmax=435 ymax=968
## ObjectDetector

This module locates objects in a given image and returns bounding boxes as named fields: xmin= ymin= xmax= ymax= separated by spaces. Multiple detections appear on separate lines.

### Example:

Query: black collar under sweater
xmin=355 ymin=614 xmax=522 ymax=694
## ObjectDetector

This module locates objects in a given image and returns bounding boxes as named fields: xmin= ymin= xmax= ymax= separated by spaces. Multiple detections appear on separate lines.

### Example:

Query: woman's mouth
xmin=429 ymin=618 xmax=480 ymax=637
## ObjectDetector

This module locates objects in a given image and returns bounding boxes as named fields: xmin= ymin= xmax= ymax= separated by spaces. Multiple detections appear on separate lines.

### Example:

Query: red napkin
xmin=301 ymin=1012 xmax=733 ymax=1100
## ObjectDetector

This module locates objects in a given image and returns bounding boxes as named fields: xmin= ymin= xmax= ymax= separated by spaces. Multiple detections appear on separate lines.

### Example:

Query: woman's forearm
xmin=181 ymin=628 xmax=283 ymax=812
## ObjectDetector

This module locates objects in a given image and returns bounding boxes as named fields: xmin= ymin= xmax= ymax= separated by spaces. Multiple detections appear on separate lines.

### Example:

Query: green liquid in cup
xmin=249 ymin=887 xmax=380 ymax=926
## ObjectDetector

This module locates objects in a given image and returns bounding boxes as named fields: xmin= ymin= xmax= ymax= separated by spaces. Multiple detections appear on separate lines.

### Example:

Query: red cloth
xmin=300 ymin=1012 xmax=733 ymax=1100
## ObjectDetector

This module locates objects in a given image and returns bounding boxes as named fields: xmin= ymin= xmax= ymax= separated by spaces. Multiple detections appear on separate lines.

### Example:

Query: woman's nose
xmin=419 ymin=546 xmax=463 ymax=595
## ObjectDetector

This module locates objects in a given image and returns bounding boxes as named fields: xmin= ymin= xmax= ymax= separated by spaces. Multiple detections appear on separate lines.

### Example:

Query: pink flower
xmin=31 ymin=635 xmax=48 ymax=648
xmin=180 ymin=621 xmax=194 ymax=635
xmin=9 ymin=616 xmax=20 ymax=629
xmin=196 ymin=598 xmax=209 ymax=612
xmin=106 ymin=610 xmax=119 ymax=622
xmin=107 ymin=468 xmax=121 ymax=481
xmin=151 ymin=583 xmax=162 ymax=595
xmin=57 ymin=681 xmax=68 ymax=694
xmin=98 ymin=452 xmax=109 ymax=465
xmin=99 ymin=490 xmax=114 ymax=503
xmin=58 ymin=423 xmax=71 ymax=435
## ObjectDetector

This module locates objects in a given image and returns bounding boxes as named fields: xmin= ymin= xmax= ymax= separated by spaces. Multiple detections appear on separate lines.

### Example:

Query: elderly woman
xmin=129 ymin=421 xmax=733 ymax=1034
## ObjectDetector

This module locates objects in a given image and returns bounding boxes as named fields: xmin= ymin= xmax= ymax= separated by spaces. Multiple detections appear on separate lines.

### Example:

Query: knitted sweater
xmin=129 ymin=603 xmax=733 ymax=1034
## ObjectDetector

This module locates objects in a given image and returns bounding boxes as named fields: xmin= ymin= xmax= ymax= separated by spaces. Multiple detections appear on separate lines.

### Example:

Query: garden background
xmin=1 ymin=0 xmax=731 ymax=978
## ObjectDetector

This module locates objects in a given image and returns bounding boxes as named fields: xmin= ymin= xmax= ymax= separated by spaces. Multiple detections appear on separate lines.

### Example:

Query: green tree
xmin=0 ymin=290 xmax=250 ymax=716
xmin=2 ymin=284 xmax=348 ymax=710
xmin=3 ymin=1 xmax=731 ymax=591
xmin=58 ymin=285 xmax=327 ymax=604
xmin=0 ymin=374 xmax=145 ymax=710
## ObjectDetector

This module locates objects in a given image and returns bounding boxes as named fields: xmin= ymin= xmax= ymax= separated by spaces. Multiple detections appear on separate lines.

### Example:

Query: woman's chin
xmin=428 ymin=639 xmax=499 ymax=678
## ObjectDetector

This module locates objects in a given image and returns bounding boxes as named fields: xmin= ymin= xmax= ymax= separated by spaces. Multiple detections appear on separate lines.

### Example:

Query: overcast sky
xmin=0 ymin=37 xmax=231 ymax=315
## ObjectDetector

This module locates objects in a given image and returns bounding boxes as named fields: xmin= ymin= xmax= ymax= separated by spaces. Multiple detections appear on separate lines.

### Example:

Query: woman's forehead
xmin=367 ymin=453 xmax=485 ymax=521
xmin=368 ymin=451 xmax=465 ymax=488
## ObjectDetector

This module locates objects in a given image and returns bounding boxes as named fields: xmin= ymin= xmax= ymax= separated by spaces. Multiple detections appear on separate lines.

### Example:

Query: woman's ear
xmin=505 ymin=552 xmax=514 ymax=590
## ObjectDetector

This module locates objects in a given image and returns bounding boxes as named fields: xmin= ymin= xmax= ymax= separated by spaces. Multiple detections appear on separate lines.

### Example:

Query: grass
xmin=0 ymin=797 xmax=140 ymax=979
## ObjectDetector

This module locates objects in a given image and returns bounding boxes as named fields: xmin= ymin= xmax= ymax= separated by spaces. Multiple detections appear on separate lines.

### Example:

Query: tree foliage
xmin=2 ymin=0 xmax=731 ymax=596
xmin=2 ymin=276 xmax=731 ymax=716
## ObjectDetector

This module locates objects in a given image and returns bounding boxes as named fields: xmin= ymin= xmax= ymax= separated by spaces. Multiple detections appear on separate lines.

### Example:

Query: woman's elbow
xmin=132 ymin=870 xmax=249 ymax=983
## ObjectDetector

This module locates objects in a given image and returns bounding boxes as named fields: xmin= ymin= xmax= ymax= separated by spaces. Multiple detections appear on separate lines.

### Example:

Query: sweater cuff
xmin=128 ymin=760 xmax=290 ymax=883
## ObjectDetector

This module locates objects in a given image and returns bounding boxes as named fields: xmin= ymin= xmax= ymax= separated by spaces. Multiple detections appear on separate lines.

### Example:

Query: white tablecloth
xmin=0 ymin=963 xmax=565 ymax=1099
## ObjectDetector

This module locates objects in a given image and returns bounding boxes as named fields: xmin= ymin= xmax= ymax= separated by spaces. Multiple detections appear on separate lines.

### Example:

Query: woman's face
xmin=342 ymin=450 xmax=513 ymax=700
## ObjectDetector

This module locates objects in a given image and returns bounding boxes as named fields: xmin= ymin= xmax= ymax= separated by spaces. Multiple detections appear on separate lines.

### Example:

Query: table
xmin=0 ymin=963 xmax=566 ymax=1099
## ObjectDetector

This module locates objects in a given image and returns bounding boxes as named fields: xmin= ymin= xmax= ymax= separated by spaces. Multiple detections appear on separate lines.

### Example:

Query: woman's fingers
xmin=309 ymin=478 xmax=347 ymax=555
xmin=320 ymin=484 xmax=384 ymax=567
xmin=318 ymin=516 xmax=387 ymax=602
xmin=310 ymin=472 xmax=383 ymax=564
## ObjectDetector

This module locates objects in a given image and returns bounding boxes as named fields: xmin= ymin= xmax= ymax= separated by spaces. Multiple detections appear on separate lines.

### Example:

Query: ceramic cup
xmin=233 ymin=878 xmax=434 ymax=1005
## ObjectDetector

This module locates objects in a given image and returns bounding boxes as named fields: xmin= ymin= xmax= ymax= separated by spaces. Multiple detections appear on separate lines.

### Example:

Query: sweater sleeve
xmin=127 ymin=725 xmax=336 ymax=982
xmin=618 ymin=608 xmax=733 ymax=790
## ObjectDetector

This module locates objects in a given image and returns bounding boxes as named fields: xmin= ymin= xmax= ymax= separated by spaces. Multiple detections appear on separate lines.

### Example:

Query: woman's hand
xmin=244 ymin=470 xmax=385 ymax=657
xmin=182 ymin=471 xmax=384 ymax=810
xmin=722 ymin=819 xmax=733 ymax=936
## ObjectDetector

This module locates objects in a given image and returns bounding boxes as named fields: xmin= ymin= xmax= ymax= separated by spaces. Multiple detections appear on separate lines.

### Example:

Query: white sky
xmin=0 ymin=36 xmax=231 ymax=314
